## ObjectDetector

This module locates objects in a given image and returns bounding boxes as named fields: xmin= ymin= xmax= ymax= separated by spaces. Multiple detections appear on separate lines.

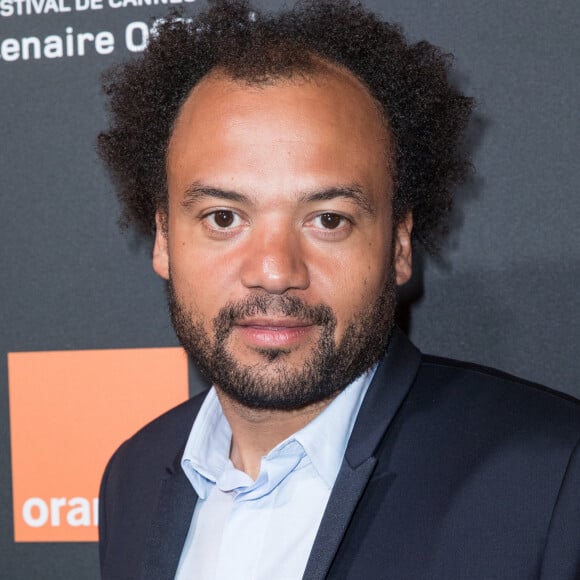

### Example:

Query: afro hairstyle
xmin=98 ymin=0 xmax=474 ymax=252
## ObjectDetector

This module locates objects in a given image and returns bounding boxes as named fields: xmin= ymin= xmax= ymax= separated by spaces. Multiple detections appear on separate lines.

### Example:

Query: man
xmin=98 ymin=1 xmax=580 ymax=578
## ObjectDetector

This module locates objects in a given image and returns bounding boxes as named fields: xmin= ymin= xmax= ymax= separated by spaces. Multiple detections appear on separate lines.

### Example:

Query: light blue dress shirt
xmin=175 ymin=367 xmax=376 ymax=580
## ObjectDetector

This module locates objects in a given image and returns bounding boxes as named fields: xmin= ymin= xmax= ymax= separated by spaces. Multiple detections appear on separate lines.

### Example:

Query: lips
xmin=234 ymin=318 xmax=315 ymax=348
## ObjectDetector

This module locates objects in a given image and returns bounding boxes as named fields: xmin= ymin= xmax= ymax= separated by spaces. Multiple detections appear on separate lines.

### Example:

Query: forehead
xmin=166 ymin=66 xmax=393 ymax=199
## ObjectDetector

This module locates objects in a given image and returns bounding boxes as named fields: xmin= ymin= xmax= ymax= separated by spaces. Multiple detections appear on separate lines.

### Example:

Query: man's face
xmin=154 ymin=67 xmax=413 ymax=410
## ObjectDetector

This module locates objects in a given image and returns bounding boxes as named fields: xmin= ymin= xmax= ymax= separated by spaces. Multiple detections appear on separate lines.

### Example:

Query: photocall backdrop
xmin=1 ymin=0 xmax=578 ymax=577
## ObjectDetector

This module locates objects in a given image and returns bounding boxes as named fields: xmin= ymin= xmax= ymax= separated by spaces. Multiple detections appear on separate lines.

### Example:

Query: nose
xmin=240 ymin=224 xmax=310 ymax=294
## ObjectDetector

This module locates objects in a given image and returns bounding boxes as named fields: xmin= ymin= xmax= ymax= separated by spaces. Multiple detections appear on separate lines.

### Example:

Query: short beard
xmin=167 ymin=272 xmax=396 ymax=411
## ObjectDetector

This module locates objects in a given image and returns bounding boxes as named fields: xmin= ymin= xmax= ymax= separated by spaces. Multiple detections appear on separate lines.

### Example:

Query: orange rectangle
xmin=8 ymin=347 xmax=189 ymax=542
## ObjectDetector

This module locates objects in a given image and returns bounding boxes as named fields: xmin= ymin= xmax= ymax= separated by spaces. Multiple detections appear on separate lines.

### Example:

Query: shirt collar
xmin=291 ymin=367 xmax=375 ymax=488
xmin=181 ymin=367 xmax=376 ymax=499
xmin=182 ymin=388 xmax=231 ymax=498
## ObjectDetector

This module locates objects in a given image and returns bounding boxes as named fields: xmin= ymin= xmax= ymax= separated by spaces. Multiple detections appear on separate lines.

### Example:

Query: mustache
xmin=213 ymin=294 xmax=336 ymax=335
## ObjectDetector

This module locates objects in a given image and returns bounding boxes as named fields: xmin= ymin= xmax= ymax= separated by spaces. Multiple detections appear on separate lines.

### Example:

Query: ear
xmin=152 ymin=211 xmax=170 ymax=280
xmin=393 ymin=212 xmax=413 ymax=286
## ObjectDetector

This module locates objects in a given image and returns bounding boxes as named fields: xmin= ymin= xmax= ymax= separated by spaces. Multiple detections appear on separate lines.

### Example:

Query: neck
xmin=215 ymin=389 xmax=335 ymax=480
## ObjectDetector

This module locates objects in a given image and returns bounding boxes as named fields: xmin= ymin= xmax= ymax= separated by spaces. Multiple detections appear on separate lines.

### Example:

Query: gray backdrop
xmin=1 ymin=0 xmax=578 ymax=577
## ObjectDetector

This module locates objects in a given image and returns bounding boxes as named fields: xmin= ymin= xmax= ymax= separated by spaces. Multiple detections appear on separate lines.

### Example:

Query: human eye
xmin=207 ymin=209 xmax=240 ymax=228
xmin=306 ymin=212 xmax=353 ymax=239
xmin=314 ymin=213 xmax=348 ymax=229
xmin=201 ymin=209 xmax=246 ymax=237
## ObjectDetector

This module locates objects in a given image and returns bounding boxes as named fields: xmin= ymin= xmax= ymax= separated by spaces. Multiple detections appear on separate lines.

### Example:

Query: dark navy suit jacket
xmin=99 ymin=329 xmax=580 ymax=579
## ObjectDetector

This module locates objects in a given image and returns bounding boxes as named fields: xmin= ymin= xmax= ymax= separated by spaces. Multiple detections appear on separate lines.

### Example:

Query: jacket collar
xmin=141 ymin=328 xmax=421 ymax=580
xmin=142 ymin=394 xmax=206 ymax=580
xmin=303 ymin=327 xmax=421 ymax=580
xmin=345 ymin=327 xmax=421 ymax=468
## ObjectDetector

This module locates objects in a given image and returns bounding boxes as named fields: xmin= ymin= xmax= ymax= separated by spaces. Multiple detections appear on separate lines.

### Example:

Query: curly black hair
xmin=98 ymin=0 xmax=473 ymax=252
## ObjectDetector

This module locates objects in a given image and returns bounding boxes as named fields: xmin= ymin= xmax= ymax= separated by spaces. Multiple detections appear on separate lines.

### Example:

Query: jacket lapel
xmin=140 ymin=389 xmax=209 ymax=579
xmin=142 ymin=391 xmax=207 ymax=580
xmin=302 ymin=456 xmax=377 ymax=580
xmin=302 ymin=328 xmax=421 ymax=580
xmin=142 ymin=462 xmax=198 ymax=580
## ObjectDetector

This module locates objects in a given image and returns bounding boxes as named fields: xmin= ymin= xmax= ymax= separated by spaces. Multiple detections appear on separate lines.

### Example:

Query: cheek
xmin=315 ymin=262 xmax=389 ymax=334
xmin=317 ymin=236 xmax=391 ymax=295
xmin=168 ymin=242 xmax=246 ymax=326
xmin=329 ymin=245 xmax=391 ymax=324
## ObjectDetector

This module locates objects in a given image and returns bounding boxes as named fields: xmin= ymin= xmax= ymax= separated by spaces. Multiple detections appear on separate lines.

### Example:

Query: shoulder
xmin=99 ymin=390 xmax=207 ymax=543
xmin=372 ymin=352 xmax=580 ymax=528
xmin=417 ymin=354 xmax=580 ymax=410
xmin=105 ymin=389 xmax=209 ymax=483
xmin=98 ymin=391 xmax=207 ymax=575
xmin=409 ymin=354 xmax=580 ymax=446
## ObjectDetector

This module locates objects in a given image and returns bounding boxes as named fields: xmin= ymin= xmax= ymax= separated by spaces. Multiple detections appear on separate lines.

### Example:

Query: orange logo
xmin=8 ymin=347 xmax=189 ymax=542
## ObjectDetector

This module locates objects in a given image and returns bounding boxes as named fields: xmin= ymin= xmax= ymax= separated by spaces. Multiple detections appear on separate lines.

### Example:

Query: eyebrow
xmin=301 ymin=186 xmax=375 ymax=216
xmin=181 ymin=181 xmax=376 ymax=216
xmin=182 ymin=182 xmax=247 ymax=206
